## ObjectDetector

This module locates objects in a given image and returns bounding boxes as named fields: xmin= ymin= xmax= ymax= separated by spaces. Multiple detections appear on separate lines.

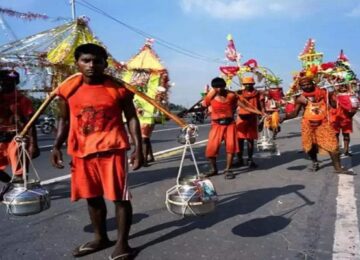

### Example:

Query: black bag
xmin=214 ymin=118 xmax=234 ymax=125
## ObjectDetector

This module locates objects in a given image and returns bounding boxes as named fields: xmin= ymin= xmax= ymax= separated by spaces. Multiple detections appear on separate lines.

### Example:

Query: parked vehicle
xmin=40 ymin=116 xmax=56 ymax=134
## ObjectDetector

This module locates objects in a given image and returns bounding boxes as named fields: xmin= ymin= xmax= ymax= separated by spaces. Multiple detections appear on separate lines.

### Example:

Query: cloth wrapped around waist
xmin=212 ymin=117 xmax=234 ymax=125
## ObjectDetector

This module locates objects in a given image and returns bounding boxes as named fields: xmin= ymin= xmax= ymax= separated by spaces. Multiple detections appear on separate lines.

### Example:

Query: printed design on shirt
xmin=76 ymin=106 xmax=113 ymax=136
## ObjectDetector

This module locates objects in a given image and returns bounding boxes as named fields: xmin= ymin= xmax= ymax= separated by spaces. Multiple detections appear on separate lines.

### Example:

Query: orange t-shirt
xmin=0 ymin=91 xmax=33 ymax=132
xmin=203 ymin=91 xmax=237 ymax=120
xmin=57 ymin=79 xmax=133 ymax=158
xmin=238 ymin=90 xmax=262 ymax=115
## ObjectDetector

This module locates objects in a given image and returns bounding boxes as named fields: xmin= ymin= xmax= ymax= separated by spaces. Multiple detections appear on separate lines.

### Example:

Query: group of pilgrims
xmin=200 ymin=73 xmax=359 ymax=180
xmin=0 ymin=40 xmax=359 ymax=258
xmin=197 ymin=37 xmax=359 ymax=179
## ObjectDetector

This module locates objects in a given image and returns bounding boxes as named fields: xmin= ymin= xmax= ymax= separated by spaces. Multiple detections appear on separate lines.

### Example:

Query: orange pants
xmin=0 ymin=140 xmax=22 ymax=175
xmin=205 ymin=122 xmax=238 ymax=158
xmin=236 ymin=115 xmax=258 ymax=139
xmin=70 ymin=149 xmax=129 ymax=202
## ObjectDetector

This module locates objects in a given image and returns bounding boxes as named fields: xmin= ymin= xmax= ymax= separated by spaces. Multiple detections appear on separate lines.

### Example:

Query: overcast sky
xmin=0 ymin=0 xmax=359 ymax=106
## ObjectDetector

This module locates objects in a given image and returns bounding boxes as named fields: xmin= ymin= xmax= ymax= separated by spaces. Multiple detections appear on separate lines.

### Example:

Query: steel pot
xmin=3 ymin=180 xmax=51 ymax=216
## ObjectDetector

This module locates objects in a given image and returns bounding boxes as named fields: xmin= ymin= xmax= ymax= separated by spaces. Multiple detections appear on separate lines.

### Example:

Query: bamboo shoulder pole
xmin=117 ymin=78 xmax=189 ymax=129
xmin=19 ymin=91 xmax=57 ymax=137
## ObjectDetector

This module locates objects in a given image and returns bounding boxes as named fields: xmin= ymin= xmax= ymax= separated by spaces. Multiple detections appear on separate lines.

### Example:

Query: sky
xmin=0 ymin=0 xmax=359 ymax=107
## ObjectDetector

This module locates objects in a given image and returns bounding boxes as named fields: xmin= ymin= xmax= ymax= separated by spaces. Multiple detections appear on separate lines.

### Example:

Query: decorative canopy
xmin=125 ymin=39 xmax=165 ymax=72
xmin=0 ymin=17 xmax=122 ymax=91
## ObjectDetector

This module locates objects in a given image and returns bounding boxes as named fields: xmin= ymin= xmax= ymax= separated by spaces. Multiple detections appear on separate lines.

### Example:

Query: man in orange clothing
xmin=0 ymin=69 xmax=39 ymax=200
xmin=51 ymin=44 xmax=143 ymax=259
xmin=236 ymin=76 xmax=264 ymax=168
xmin=281 ymin=76 xmax=353 ymax=174
xmin=330 ymin=82 xmax=358 ymax=156
xmin=202 ymin=77 xmax=238 ymax=179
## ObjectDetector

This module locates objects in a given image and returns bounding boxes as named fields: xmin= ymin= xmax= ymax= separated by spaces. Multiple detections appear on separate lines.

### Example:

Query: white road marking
xmin=333 ymin=174 xmax=360 ymax=259
xmin=152 ymin=123 xmax=210 ymax=133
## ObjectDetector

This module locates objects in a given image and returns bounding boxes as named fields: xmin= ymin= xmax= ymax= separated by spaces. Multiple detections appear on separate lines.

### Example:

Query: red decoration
xmin=338 ymin=49 xmax=349 ymax=62
xmin=320 ymin=62 xmax=335 ymax=71
xmin=219 ymin=66 xmax=239 ymax=77
xmin=243 ymin=59 xmax=258 ymax=68
xmin=268 ymin=88 xmax=284 ymax=101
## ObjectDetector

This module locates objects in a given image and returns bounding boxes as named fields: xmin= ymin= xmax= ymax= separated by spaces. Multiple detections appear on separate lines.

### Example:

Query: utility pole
xmin=70 ymin=0 xmax=76 ymax=20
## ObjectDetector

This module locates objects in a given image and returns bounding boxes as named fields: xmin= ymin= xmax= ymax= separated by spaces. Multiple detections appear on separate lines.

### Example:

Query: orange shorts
xmin=331 ymin=120 xmax=353 ymax=134
xmin=236 ymin=115 xmax=258 ymax=139
xmin=0 ymin=140 xmax=22 ymax=175
xmin=205 ymin=122 xmax=238 ymax=158
xmin=70 ymin=149 xmax=129 ymax=202
xmin=141 ymin=124 xmax=155 ymax=138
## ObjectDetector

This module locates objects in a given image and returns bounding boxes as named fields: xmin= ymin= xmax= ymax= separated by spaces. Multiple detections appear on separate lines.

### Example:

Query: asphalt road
xmin=0 ymin=116 xmax=360 ymax=260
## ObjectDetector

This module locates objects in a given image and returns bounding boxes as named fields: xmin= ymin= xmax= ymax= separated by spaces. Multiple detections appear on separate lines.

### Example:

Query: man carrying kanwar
xmin=235 ymin=76 xmax=265 ymax=168
xmin=201 ymin=77 xmax=238 ymax=179
xmin=329 ymin=80 xmax=359 ymax=156
xmin=50 ymin=43 xmax=143 ymax=259
xmin=281 ymin=76 xmax=354 ymax=174
xmin=0 ymin=69 xmax=39 ymax=200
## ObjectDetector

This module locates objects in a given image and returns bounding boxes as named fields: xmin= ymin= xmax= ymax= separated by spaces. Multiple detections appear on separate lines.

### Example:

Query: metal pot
xmin=166 ymin=178 xmax=217 ymax=216
xmin=3 ymin=180 xmax=51 ymax=216
xmin=167 ymin=192 xmax=216 ymax=216
xmin=177 ymin=133 xmax=196 ymax=144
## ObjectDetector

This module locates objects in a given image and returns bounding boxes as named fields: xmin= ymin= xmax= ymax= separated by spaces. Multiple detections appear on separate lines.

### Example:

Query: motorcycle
xmin=190 ymin=111 xmax=205 ymax=124
xmin=40 ymin=116 xmax=56 ymax=134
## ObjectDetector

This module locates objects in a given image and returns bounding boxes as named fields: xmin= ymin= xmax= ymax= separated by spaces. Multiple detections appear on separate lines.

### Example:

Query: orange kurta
xmin=203 ymin=91 xmax=238 ymax=157
xmin=56 ymin=75 xmax=133 ymax=201
xmin=237 ymin=90 xmax=262 ymax=139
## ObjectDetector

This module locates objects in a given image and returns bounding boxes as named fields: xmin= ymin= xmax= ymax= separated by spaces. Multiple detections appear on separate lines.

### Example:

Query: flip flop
xmin=334 ymin=169 xmax=357 ymax=175
xmin=224 ymin=170 xmax=235 ymax=180
xmin=72 ymin=240 xmax=115 ymax=257
xmin=109 ymin=248 xmax=140 ymax=260
xmin=109 ymin=252 xmax=130 ymax=260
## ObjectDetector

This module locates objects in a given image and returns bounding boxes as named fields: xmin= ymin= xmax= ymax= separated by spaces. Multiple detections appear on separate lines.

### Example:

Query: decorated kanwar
xmin=281 ymin=39 xmax=356 ymax=174
xmin=122 ymin=39 xmax=171 ymax=167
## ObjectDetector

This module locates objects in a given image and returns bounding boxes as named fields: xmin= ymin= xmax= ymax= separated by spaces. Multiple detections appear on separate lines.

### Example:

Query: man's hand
xmin=130 ymin=150 xmax=144 ymax=171
xmin=51 ymin=148 xmax=64 ymax=169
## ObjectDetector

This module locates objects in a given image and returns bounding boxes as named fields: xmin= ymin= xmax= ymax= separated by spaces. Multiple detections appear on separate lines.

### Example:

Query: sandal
xmin=72 ymin=240 xmax=115 ymax=257
xmin=109 ymin=247 xmax=139 ymax=260
xmin=224 ymin=170 xmax=235 ymax=180
xmin=202 ymin=171 xmax=218 ymax=178
xmin=334 ymin=168 xmax=357 ymax=175
xmin=308 ymin=162 xmax=320 ymax=172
